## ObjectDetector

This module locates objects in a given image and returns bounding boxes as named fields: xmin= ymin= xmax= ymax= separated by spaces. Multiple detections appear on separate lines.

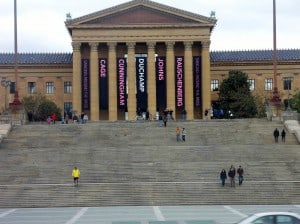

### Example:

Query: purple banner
xmin=193 ymin=56 xmax=201 ymax=107
xmin=136 ymin=57 xmax=148 ymax=111
xmin=81 ymin=59 xmax=90 ymax=111
xmin=156 ymin=56 xmax=166 ymax=110
xmin=99 ymin=58 xmax=108 ymax=109
xmin=117 ymin=58 xmax=127 ymax=109
xmin=175 ymin=56 xmax=184 ymax=108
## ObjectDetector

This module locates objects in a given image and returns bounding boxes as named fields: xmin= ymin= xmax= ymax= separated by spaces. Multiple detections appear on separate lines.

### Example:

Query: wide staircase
xmin=0 ymin=119 xmax=299 ymax=208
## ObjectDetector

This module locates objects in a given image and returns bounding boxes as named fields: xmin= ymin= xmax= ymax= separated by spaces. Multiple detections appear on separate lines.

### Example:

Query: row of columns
xmin=72 ymin=41 xmax=211 ymax=121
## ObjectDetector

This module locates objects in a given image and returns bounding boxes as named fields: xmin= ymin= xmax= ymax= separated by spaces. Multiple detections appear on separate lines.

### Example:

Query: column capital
xmin=147 ymin=42 xmax=156 ymax=50
xmin=184 ymin=41 xmax=193 ymax=50
xmin=89 ymin=42 xmax=98 ymax=51
xmin=72 ymin=42 xmax=81 ymax=51
xmin=126 ymin=42 xmax=136 ymax=50
xmin=107 ymin=42 xmax=117 ymax=49
xmin=166 ymin=42 xmax=175 ymax=50
xmin=202 ymin=41 xmax=211 ymax=49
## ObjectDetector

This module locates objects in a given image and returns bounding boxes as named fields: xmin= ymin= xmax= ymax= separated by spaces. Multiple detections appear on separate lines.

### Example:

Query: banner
xmin=156 ymin=56 xmax=166 ymax=110
xmin=99 ymin=58 xmax=108 ymax=109
xmin=117 ymin=58 xmax=127 ymax=109
xmin=193 ymin=56 xmax=202 ymax=107
xmin=175 ymin=56 xmax=184 ymax=108
xmin=81 ymin=59 xmax=90 ymax=111
xmin=136 ymin=56 xmax=148 ymax=111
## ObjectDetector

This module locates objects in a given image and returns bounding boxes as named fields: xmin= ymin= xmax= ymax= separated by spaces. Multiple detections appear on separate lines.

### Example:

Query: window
xmin=265 ymin=78 xmax=273 ymax=91
xmin=9 ymin=82 xmax=15 ymax=94
xmin=64 ymin=81 xmax=72 ymax=94
xmin=28 ymin=82 xmax=36 ymax=94
xmin=283 ymin=78 xmax=292 ymax=90
xmin=211 ymin=79 xmax=219 ymax=91
xmin=46 ymin=82 xmax=54 ymax=94
xmin=247 ymin=79 xmax=255 ymax=91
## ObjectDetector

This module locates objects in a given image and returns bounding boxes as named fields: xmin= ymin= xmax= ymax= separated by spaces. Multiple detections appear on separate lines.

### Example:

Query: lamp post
xmin=1 ymin=78 xmax=11 ymax=111
xmin=283 ymin=77 xmax=293 ymax=111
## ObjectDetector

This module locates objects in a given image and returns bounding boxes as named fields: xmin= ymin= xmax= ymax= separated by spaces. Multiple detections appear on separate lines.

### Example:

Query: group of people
xmin=175 ymin=127 xmax=187 ymax=142
xmin=220 ymin=165 xmax=244 ymax=187
xmin=273 ymin=128 xmax=286 ymax=143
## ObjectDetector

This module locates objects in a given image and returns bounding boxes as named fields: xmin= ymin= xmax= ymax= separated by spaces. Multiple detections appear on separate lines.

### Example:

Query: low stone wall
xmin=0 ymin=123 xmax=12 ymax=143
xmin=284 ymin=120 xmax=300 ymax=144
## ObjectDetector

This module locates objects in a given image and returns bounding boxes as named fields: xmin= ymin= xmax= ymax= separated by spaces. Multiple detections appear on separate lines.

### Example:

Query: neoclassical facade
xmin=65 ymin=0 xmax=216 ymax=120
xmin=0 ymin=0 xmax=299 ymax=121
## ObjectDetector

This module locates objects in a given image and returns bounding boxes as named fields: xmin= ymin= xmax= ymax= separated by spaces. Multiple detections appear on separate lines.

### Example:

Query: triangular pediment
xmin=66 ymin=0 xmax=216 ymax=29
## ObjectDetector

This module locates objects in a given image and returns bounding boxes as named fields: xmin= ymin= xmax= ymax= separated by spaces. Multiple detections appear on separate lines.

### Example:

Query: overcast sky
xmin=1 ymin=0 xmax=299 ymax=53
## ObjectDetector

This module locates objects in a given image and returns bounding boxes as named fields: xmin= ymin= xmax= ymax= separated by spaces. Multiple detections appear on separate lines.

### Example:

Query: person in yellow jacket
xmin=72 ymin=166 xmax=80 ymax=186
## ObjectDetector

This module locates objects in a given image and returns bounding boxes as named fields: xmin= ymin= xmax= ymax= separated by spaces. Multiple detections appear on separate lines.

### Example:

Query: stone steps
xmin=0 ymin=182 xmax=298 ymax=208
xmin=0 ymin=119 xmax=299 ymax=208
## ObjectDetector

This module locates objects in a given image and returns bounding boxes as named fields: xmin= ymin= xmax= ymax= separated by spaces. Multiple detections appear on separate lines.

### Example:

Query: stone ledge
xmin=284 ymin=120 xmax=300 ymax=143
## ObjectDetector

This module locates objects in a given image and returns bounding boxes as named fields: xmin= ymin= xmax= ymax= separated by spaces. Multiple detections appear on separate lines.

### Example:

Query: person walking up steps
xmin=72 ymin=166 xmax=80 ymax=187
xmin=273 ymin=128 xmax=279 ymax=143
xmin=237 ymin=165 xmax=244 ymax=185
xmin=228 ymin=165 xmax=236 ymax=187
xmin=220 ymin=169 xmax=227 ymax=187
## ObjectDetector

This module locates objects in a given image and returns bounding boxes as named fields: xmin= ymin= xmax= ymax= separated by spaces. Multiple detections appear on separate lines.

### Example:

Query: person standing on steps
xmin=72 ymin=166 xmax=80 ymax=187
xmin=237 ymin=165 xmax=244 ymax=185
xmin=273 ymin=128 xmax=279 ymax=143
xmin=281 ymin=129 xmax=286 ymax=142
xmin=228 ymin=165 xmax=236 ymax=187
xmin=175 ymin=127 xmax=181 ymax=142
xmin=181 ymin=128 xmax=186 ymax=142
xmin=220 ymin=169 xmax=227 ymax=187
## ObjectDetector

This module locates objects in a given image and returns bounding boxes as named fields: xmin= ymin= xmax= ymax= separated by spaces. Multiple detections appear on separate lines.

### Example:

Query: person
xmin=163 ymin=116 xmax=167 ymax=127
xmin=273 ymin=128 xmax=280 ymax=143
xmin=281 ymin=129 xmax=286 ymax=142
xmin=176 ymin=127 xmax=181 ymax=142
xmin=83 ymin=113 xmax=88 ymax=123
xmin=228 ymin=165 xmax=236 ymax=187
xmin=182 ymin=109 xmax=187 ymax=120
xmin=181 ymin=128 xmax=186 ymax=142
xmin=51 ymin=112 xmax=57 ymax=124
xmin=220 ymin=169 xmax=227 ymax=187
xmin=237 ymin=165 xmax=244 ymax=186
xmin=158 ymin=114 xmax=163 ymax=127
xmin=204 ymin=109 xmax=208 ymax=119
xmin=72 ymin=166 xmax=80 ymax=187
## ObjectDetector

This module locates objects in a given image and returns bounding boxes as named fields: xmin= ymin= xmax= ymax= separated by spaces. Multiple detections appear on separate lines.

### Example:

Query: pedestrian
xmin=51 ymin=112 xmax=57 ymax=124
xmin=273 ymin=128 xmax=279 ymax=143
xmin=228 ymin=165 xmax=236 ymax=187
xmin=182 ymin=109 xmax=187 ymax=120
xmin=176 ymin=127 xmax=181 ymax=142
xmin=181 ymin=128 xmax=186 ymax=142
xmin=163 ymin=116 xmax=167 ymax=127
xmin=281 ymin=129 xmax=286 ymax=142
xmin=220 ymin=169 xmax=227 ymax=187
xmin=237 ymin=165 xmax=244 ymax=186
xmin=72 ymin=166 xmax=80 ymax=187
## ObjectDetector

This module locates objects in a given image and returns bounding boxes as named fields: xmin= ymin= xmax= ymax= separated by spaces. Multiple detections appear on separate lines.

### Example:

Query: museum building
xmin=0 ymin=0 xmax=300 ymax=121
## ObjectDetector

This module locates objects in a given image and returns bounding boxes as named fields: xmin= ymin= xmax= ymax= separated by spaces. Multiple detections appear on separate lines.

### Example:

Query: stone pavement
xmin=0 ymin=119 xmax=299 ymax=208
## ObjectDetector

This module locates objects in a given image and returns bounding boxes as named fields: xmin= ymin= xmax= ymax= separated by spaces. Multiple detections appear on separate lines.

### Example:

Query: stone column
xmin=127 ymin=42 xmax=136 ymax=120
xmin=89 ymin=42 xmax=99 ymax=121
xmin=108 ymin=42 xmax=118 ymax=121
xmin=147 ymin=42 xmax=156 ymax=119
xmin=72 ymin=42 xmax=81 ymax=116
xmin=166 ymin=42 xmax=176 ymax=116
xmin=184 ymin=41 xmax=194 ymax=120
xmin=201 ymin=41 xmax=211 ymax=119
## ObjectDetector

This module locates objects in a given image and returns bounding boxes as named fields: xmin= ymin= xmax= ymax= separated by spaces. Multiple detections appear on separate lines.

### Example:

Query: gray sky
xmin=1 ymin=0 xmax=299 ymax=53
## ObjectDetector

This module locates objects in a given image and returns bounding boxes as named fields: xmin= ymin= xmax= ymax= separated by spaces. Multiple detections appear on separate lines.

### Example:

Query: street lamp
xmin=1 ymin=78 xmax=11 ymax=111
xmin=283 ymin=77 xmax=293 ymax=111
